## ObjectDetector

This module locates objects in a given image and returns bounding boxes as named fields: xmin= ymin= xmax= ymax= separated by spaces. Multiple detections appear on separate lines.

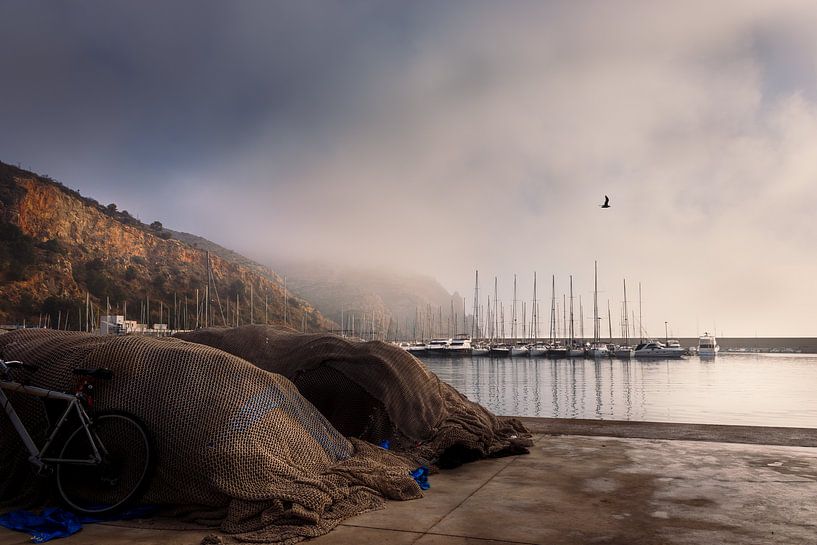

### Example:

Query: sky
xmin=2 ymin=0 xmax=817 ymax=337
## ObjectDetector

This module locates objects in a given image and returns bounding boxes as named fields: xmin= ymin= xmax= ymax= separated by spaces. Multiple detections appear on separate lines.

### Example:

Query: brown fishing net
xmin=175 ymin=325 xmax=532 ymax=468
xmin=0 ymin=329 xmax=422 ymax=544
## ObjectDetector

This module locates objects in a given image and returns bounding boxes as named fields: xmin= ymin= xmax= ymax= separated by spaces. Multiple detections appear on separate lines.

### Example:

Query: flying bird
xmin=600 ymin=195 xmax=610 ymax=208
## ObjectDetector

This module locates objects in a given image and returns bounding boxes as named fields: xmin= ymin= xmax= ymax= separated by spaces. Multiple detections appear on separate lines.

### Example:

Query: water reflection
xmin=422 ymin=353 xmax=817 ymax=427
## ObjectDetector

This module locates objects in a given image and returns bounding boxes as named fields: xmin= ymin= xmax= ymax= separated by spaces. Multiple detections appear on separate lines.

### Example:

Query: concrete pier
xmin=2 ymin=418 xmax=816 ymax=545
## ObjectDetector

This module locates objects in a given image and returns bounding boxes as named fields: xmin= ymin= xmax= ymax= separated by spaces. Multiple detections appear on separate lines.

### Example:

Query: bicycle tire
xmin=56 ymin=411 xmax=153 ymax=514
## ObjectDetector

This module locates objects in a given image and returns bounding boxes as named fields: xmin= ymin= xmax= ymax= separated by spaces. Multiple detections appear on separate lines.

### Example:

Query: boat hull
xmin=633 ymin=349 xmax=684 ymax=358
xmin=446 ymin=347 xmax=473 ymax=357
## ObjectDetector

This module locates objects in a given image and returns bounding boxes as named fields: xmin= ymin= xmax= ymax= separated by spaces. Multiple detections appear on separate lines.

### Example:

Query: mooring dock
xmin=1 ymin=418 xmax=815 ymax=545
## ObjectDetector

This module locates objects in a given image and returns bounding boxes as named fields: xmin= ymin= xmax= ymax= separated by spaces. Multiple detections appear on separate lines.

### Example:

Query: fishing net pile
xmin=0 ymin=329 xmax=422 ymax=544
xmin=175 ymin=325 xmax=532 ymax=468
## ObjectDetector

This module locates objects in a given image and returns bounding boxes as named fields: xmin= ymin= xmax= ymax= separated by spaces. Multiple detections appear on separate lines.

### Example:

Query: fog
xmin=2 ymin=1 xmax=817 ymax=335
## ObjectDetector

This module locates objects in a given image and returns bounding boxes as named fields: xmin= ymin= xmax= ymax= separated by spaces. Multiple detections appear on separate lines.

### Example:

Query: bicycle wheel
xmin=56 ymin=412 xmax=152 ymax=514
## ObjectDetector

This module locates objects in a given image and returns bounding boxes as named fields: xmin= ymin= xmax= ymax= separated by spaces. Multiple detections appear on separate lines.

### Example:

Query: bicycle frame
xmin=0 ymin=380 xmax=103 ymax=472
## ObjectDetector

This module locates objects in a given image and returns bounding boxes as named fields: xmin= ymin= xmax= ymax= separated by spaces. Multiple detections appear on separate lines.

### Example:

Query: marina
xmin=421 ymin=352 xmax=817 ymax=428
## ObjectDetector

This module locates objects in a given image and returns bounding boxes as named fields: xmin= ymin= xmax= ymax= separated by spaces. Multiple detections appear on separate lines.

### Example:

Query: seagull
xmin=600 ymin=195 xmax=610 ymax=208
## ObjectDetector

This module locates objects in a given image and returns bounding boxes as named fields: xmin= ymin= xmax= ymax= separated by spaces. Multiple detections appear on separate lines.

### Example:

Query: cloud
xmin=3 ymin=1 xmax=817 ymax=334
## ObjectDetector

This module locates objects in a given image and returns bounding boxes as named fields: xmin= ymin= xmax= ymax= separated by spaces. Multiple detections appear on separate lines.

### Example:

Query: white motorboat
xmin=447 ymin=334 xmax=473 ymax=356
xmin=425 ymin=338 xmax=450 ymax=356
xmin=698 ymin=333 xmax=719 ymax=357
xmin=633 ymin=340 xmax=684 ymax=358
xmin=666 ymin=339 xmax=686 ymax=356
xmin=406 ymin=342 xmax=427 ymax=355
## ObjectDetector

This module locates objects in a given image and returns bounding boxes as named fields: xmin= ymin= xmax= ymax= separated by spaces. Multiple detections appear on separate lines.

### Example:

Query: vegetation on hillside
xmin=0 ymin=160 xmax=330 ymax=331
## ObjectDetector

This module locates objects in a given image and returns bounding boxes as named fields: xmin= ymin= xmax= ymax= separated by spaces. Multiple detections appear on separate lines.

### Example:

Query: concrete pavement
xmin=1 ymin=419 xmax=815 ymax=545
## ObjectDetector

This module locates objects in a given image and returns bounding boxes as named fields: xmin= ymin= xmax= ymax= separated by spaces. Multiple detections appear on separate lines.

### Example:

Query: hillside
xmin=0 ymin=161 xmax=334 ymax=331
xmin=272 ymin=259 xmax=469 ymax=340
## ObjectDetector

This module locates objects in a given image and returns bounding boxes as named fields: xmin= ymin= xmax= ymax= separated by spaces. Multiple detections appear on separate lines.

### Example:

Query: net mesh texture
xmin=0 ymin=329 xmax=423 ymax=544
xmin=175 ymin=326 xmax=531 ymax=468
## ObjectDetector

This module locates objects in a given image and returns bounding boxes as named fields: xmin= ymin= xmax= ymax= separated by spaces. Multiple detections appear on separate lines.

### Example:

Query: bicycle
xmin=0 ymin=357 xmax=153 ymax=514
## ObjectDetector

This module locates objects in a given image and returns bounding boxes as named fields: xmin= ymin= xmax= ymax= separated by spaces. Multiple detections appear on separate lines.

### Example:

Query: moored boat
xmin=489 ymin=343 xmax=511 ymax=357
xmin=547 ymin=343 xmax=568 ymax=358
xmin=529 ymin=343 xmax=548 ymax=357
xmin=406 ymin=341 xmax=427 ymax=355
xmin=633 ymin=340 xmax=684 ymax=358
xmin=614 ymin=345 xmax=634 ymax=358
xmin=471 ymin=343 xmax=490 ymax=356
xmin=567 ymin=343 xmax=586 ymax=358
xmin=447 ymin=334 xmax=473 ymax=356
xmin=615 ymin=279 xmax=635 ymax=358
xmin=588 ymin=342 xmax=610 ymax=358
xmin=425 ymin=338 xmax=450 ymax=356
xmin=698 ymin=332 xmax=719 ymax=357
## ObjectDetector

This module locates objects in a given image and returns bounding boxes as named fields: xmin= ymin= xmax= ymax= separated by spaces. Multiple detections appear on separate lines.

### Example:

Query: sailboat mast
xmin=579 ymin=296 xmax=584 ymax=340
xmin=563 ymin=294 xmax=567 ymax=345
xmin=593 ymin=261 xmax=599 ymax=345
xmin=639 ymin=282 xmax=643 ymax=342
xmin=550 ymin=275 xmax=556 ymax=343
xmin=607 ymin=299 xmax=612 ymax=343
xmin=494 ymin=277 xmax=499 ymax=343
xmin=623 ymin=279 xmax=629 ymax=345
xmin=472 ymin=270 xmax=480 ymax=339
xmin=532 ymin=272 xmax=538 ymax=342
xmin=512 ymin=274 xmax=517 ymax=340
xmin=569 ymin=275 xmax=575 ymax=345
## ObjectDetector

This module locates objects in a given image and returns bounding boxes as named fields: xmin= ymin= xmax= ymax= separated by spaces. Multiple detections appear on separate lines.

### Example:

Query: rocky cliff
xmin=0 ymin=161 xmax=334 ymax=331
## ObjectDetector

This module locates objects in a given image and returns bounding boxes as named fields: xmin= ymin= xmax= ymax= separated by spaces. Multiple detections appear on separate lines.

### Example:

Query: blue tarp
xmin=0 ymin=505 xmax=156 ymax=543
xmin=410 ymin=466 xmax=430 ymax=490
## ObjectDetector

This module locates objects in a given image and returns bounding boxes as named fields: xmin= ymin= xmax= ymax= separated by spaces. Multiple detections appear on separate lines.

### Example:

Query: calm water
xmin=421 ymin=353 xmax=817 ymax=428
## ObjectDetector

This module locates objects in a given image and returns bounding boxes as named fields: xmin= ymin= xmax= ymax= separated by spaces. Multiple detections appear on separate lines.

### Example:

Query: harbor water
xmin=421 ymin=353 xmax=817 ymax=428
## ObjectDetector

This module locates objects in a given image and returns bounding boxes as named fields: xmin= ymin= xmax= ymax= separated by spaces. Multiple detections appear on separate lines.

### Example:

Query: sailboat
xmin=471 ymin=271 xmax=490 ymax=356
xmin=529 ymin=272 xmax=548 ymax=357
xmin=510 ymin=274 xmax=530 ymax=356
xmin=588 ymin=261 xmax=610 ymax=358
xmin=567 ymin=275 xmax=585 ymax=357
xmin=546 ymin=275 xmax=567 ymax=358
xmin=614 ymin=279 xmax=635 ymax=358
xmin=489 ymin=277 xmax=511 ymax=357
